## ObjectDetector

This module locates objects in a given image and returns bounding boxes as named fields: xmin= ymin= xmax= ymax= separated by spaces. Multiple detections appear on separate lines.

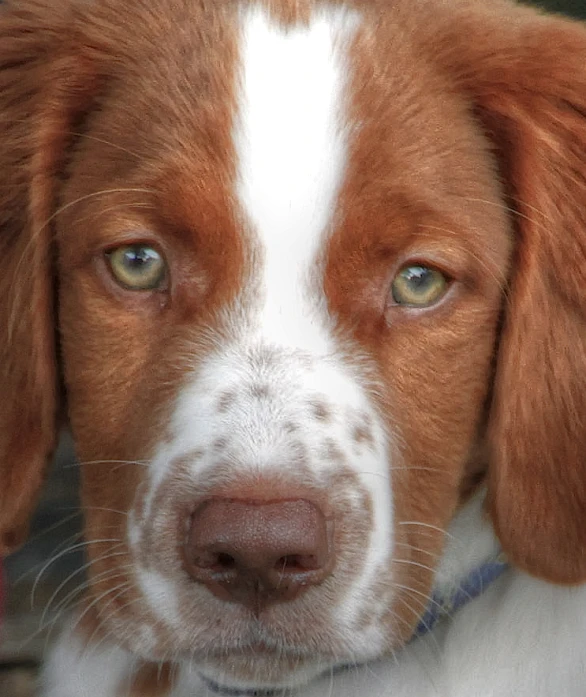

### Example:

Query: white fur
xmin=44 ymin=496 xmax=586 ymax=696
xmin=235 ymin=6 xmax=356 ymax=353
xmin=41 ymin=626 xmax=132 ymax=697
xmin=433 ymin=494 xmax=501 ymax=597
xmin=133 ymin=5 xmax=394 ymax=658
xmin=38 ymin=5 xmax=586 ymax=697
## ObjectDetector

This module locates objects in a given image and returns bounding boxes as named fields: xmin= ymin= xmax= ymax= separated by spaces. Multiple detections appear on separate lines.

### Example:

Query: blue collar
xmin=200 ymin=555 xmax=509 ymax=695
xmin=414 ymin=554 xmax=509 ymax=637
xmin=200 ymin=681 xmax=279 ymax=696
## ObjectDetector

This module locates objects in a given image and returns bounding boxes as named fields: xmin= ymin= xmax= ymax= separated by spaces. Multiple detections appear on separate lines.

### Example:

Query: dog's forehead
xmin=230 ymin=6 xmax=358 ymax=350
xmin=60 ymin=0 xmax=509 ymax=312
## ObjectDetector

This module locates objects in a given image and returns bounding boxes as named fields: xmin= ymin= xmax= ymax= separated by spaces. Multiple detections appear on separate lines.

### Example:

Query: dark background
xmin=538 ymin=0 xmax=586 ymax=17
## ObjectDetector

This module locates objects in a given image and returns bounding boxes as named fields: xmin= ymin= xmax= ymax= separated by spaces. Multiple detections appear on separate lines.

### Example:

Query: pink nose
xmin=183 ymin=498 xmax=334 ymax=611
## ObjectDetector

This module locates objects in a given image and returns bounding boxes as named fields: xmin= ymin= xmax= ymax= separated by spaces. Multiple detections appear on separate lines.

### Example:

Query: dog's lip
xmin=206 ymin=640 xmax=280 ymax=656
xmin=200 ymin=636 xmax=345 ymax=661
xmin=204 ymin=636 xmax=315 ymax=657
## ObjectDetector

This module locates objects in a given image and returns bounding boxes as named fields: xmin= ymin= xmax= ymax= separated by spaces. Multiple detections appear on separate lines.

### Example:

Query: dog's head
xmin=1 ymin=0 xmax=586 ymax=691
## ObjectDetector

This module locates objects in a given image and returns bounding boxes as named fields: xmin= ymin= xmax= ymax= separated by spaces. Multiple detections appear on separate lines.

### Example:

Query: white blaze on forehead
xmin=235 ymin=6 xmax=357 ymax=351
xmin=137 ymin=6 xmax=394 ymax=639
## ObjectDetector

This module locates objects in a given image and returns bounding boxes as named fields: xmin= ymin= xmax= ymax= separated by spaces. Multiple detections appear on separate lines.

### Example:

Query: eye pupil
xmin=123 ymin=247 xmax=157 ymax=270
xmin=403 ymin=266 xmax=431 ymax=288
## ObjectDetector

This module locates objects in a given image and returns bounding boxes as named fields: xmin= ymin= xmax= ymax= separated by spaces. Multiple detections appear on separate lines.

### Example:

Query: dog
xmin=1 ymin=0 xmax=586 ymax=694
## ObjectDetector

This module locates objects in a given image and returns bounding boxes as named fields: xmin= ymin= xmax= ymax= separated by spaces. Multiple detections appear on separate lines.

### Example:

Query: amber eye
xmin=106 ymin=244 xmax=166 ymax=290
xmin=390 ymin=264 xmax=449 ymax=307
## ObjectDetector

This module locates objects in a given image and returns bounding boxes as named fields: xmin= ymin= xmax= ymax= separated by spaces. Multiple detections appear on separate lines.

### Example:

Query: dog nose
xmin=183 ymin=498 xmax=334 ymax=611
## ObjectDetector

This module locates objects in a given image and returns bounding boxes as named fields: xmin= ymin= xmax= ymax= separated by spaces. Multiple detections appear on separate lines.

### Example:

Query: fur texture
xmin=1 ymin=0 xmax=585 ymax=695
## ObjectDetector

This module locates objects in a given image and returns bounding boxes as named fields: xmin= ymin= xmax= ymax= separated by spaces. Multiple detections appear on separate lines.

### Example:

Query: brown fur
xmin=1 ymin=0 xmax=586 ymax=691
xmin=425 ymin=0 xmax=586 ymax=583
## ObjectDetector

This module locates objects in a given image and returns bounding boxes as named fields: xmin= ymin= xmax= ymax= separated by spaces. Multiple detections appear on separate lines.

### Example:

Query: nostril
xmin=217 ymin=552 xmax=237 ymax=570
xmin=190 ymin=549 xmax=238 ymax=572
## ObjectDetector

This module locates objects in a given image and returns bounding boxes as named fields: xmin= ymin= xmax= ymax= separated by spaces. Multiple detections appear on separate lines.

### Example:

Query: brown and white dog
xmin=1 ymin=0 xmax=586 ymax=695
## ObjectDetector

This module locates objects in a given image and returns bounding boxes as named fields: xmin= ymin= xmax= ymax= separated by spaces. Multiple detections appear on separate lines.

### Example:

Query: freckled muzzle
xmin=125 ymin=344 xmax=390 ymax=687
xmin=122 ymin=448 xmax=390 ymax=696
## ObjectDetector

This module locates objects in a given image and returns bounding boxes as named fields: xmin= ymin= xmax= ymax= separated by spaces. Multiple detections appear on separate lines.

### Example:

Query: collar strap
xmin=413 ymin=554 xmax=509 ymax=638
xmin=200 ymin=677 xmax=280 ymax=696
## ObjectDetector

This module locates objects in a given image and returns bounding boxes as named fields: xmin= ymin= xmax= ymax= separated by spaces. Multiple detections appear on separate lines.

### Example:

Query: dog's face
xmin=57 ymin=4 xmax=510 ymax=686
xmin=1 ymin=0 xmax=586 ymax=692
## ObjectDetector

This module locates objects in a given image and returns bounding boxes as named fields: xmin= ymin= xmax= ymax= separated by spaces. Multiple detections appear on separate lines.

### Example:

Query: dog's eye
xmin=106 ymin=244 xmax=167 ymax=290
xmin=391 ymin=264 xmax=448 ymax=307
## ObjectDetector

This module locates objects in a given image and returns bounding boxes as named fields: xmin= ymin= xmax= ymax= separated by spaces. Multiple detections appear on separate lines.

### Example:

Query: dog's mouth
xmin=195 ymin=644 xmax=338 ymax=695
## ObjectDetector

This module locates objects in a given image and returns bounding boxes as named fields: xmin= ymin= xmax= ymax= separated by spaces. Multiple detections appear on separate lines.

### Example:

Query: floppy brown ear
xmin=431 ymin=1 xmax=586 ymax=583
xmin=0 ymin=1 xmax=99 ymax=554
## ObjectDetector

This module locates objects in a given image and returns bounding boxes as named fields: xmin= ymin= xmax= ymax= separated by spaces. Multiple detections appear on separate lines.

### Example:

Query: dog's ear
xmin=0 ymin=1 xmax=99 ymax=554
xmin=433 ymin=1 xmax=586 ymax=583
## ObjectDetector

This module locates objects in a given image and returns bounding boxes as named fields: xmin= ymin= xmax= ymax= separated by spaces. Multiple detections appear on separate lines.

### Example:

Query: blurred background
xmin=1 ymin=1 xmax=586 ymax=695
xmin=538 ymin=0 xmax=586 ymax=16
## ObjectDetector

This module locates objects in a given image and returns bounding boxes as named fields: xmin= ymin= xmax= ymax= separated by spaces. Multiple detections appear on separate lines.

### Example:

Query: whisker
xmin=15 ymin=595 xmax=85 ymax=654
xmin=398 ymin=521 xmax=455 ymax=541
xmin=72 ymin=581 xmax=132 ymax=645
xmin=10 ymin=511 xmax=82 ymax=554
xmin=393 ymin=542 xmax=441 ymax=559
xmin=393 ymin=583 xmax=444 ymax=612
xmin=17 ymin=565 xmax=126 ymax=654
xmin=73 ymin=201 xmax=155 ymax=228
xmin=49 ymin=564 xmax=134 ymax=621
xmin=40 ymin=545 xmax=127 ymax=627
xmin=80 ymin=592 xmax=143 ymax=662
xmin=392 ymin=600 xmax=443 ymax=683
xmin=357 ymin=466 xmax=448 ymax=479
xmin=63 ymin=458 xmax=149 ymax=470
xmin=0 ymin=124 xmax=144 ymax=161
xmin=395 ymin=596 xmax=440 ymax=656
xmin=8 ymin=187 xmax=153 ymax=342
xmin=58 ymin=505 xmax=130 ymax=517
xmin=389 ymin=466 xmax=448 ymax=474
xmin=391 ymin=558 xmax=436 ymax=574
xmin=11 ymin=528 xmax=86 ymax=587
xmin=462 ymin=195 xmax=553 ymax=229
xmin=66 ymin=131 xmax=144 ymax=159
xmin=34 ymin=568 xmax=134 ymax=654
xmin=31 ymin=538 xmax=124 ymax=608
xmin=417 ymin=225 xmax=508 ymax=290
